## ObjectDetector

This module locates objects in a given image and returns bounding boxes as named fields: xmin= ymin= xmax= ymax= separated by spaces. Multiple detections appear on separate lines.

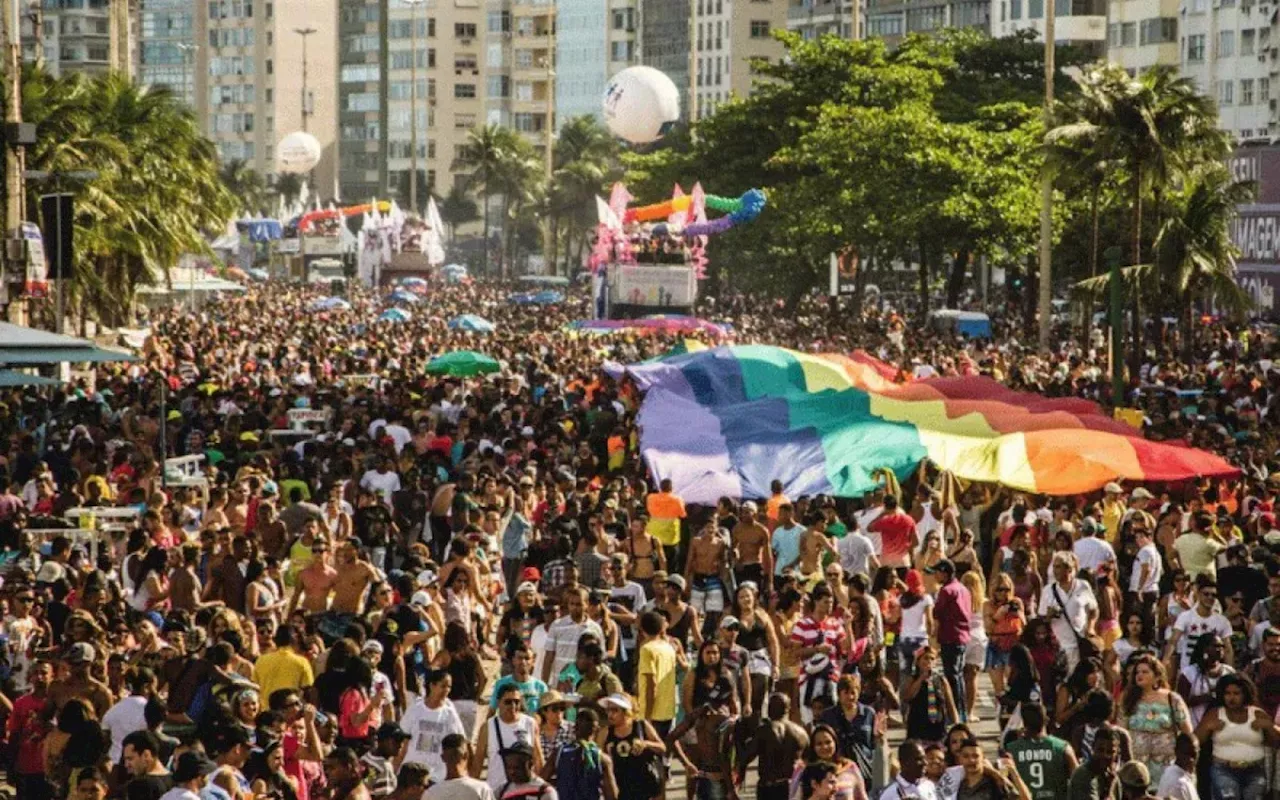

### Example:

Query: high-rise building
xmin=786 ymin=0 xmax=860 ymax=39
xmin=190 ymin=0 xmax=339 ymax=195
xmin=989 ymin=0 xmax=1105 ymax=56
xmin=556 ymin=0 xmax=638 ymax=125
xmin=693 ymin=0 xmax=786 ymax=119
xmin=639 ymin=0 xmax=693 ymax=116
xmin=20 ymin=0 xmax=122 ymax=77
xmin=336 ymin=0 xmax=554 ymax=212
xmin=137 ymin=0 xmax=197 ymax=106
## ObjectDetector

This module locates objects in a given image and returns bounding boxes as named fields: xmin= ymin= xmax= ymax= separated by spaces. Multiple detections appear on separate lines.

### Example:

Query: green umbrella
xmin=426 ymin=350 xmax=501 ymax=377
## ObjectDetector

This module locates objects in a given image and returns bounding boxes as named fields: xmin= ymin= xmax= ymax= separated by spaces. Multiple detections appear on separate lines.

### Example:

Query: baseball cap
xmin=719 ymin=615 xmax=741 ymax=630
xmin=376 ymin=722 xmax=411 ymax=741
xmin=516 ymin=581 xmax=538 ymax=596
xmin=1131 ymin=487 xmax=1154 ymax=500
xmin=521 ymin=566 xmax=541 ymax=583
xmin=362 ymin=639 xmax=384 ymax=657
xmin=67 ymin=642 xmax=95 ymax=664
xmin=742 ymin=501 xmax=759 ymax=513
xmin=1117 ymin=762 xmax=1150 ymax=791
xmin=664 ymin=574 xmax=687 ymax=591
xmin=1104 ymin=482 xmax=1123 ymax=494
xmin=410 ymin=591 xmax=432 ymax=607
xmin=173 ymin=751 xmax=217 ymax=783
xmin=598 ymin=694 xmax=633 ymax=712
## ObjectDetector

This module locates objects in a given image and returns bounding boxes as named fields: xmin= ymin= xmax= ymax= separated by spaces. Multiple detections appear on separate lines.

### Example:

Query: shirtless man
xmin=225 ymin=483 xmax=250 ymax=533
xmin=685 ymin=520 xmax=729 ymax=623
xmin=332 ymin=538 xmax=380 ymax=615
xmin=290 ymin=540 xmax=338 ymax=614
xmin=741 ymin=694 xmax=809 ymax=800
xmin=797 ymin=513 xmax=837 ymax=590
xmin=668 ymin=696 xmax=737 ymax=800
xmin=169 ymin=544 xmax=220 ymax=613
xmin=731 ymin=502 xmax=772 ymax=592
xmin=256 ymin=502 xmax=289 ymax=560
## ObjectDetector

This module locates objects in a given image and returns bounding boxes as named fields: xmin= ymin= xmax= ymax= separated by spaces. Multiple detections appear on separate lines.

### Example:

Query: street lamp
xmin=294 ymin=27 xmax=317 ymax=132
xmin=402 ymin=0 xmax=426 ymax=215
xmin=176 ymin=42 xmax=197 ymax=107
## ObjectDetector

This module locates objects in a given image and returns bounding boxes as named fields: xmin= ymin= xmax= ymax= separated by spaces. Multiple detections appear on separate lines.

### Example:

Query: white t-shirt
xmin=401 ymin=698 xmax=466 ymax=783
xmin=1038 ymin=580 xmax=1098 ymax=651
xmin=360 ymin=470 xmax=402 ymax=506
xmin=879 ymin=775 xmax=940 ymax=800
xmin=1172 ymin=609 xmax=1232 ymax=669
xmin=899 ymin=594 xmax=934 ymax=639
xmin=102 ymin=695 xmax=149 ymax=763
xmin=384 ymin=424 xmax=412 ymax=454
xmin=543 ymin=617 xmax=604 ymax=681
xmin=483 ymin=714 xmax=538 ymax=791
xmin=838 ymin=532 xmax=876 ymax=577
xmin=427 ymin=777 xmax=496 ymax=800
xmin=1073 ymin=537 xmax=1116 ymax=573
xmin=1155 ymin=764 xmax=1200 ymax=800
xmin=1130 ymin=543 xmax=1162 ymax=593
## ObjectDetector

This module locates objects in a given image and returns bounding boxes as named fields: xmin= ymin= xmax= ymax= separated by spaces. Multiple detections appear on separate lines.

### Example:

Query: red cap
xmin=521 ymin=566 xmax=541 ymax=583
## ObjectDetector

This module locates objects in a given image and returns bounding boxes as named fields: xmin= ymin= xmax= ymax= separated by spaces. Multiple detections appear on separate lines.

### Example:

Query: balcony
xmin=788 ymin=0 xmax=853 ymax=21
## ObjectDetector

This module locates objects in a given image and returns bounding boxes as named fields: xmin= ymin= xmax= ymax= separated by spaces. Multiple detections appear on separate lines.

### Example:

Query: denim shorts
xmin=1210 ymin=761 xmax=1267 ymax=800
xmin=986 ymin=642 xmax=1012 ymax=669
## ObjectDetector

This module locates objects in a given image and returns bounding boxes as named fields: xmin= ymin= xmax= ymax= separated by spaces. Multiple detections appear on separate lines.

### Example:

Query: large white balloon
xmin=602 ymin=66 xmax=681 ymax=145
xmin=276 ymin=131 xmax=322 ymax=174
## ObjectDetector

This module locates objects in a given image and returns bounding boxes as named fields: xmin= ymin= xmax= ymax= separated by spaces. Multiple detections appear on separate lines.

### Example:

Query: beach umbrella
xmin=387 ymin=290 xmax=420 ymax=304
xmin=0 ymin=370 xmax=62 ymax=387
xmin=312 ymin=296 xmax=351 ymax=310
xmin=532 ymin=290 xmax=564 ymax=304
xmin=426 ymin=350 xmax=500 ymax=377
xmin=447 ymin=314 xmax=495 ymax=333
xmin=400 ymin=276 xmax=428 ymax=287
xmin=379 ymin=308 xmax=412 ymax=323
xmin=247 ymin=268 xmax=269 ymax=281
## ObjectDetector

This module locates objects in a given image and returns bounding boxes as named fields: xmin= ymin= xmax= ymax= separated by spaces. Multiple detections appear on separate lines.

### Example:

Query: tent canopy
xmin=0 ymin=322 xmax=139 ymax=365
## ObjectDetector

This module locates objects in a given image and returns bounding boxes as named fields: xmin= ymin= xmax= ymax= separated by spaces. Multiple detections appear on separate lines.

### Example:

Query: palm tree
xmin=219 ymin=158 xmax=268 ymax=215
xmin=1154 ymin=164 xmax=1254 ymax=360
xmin=453 ymin=124 xmax=522 ymax=275
xmin=491 ymin=138 xmax=545 ymax=277
xmin=1049 ymin=64 xmax=1227 ymax=374
xmin=271 ymin=172 xmax=305 ymax=208
xmin=438 ymin=186 xmax=479 ymax=244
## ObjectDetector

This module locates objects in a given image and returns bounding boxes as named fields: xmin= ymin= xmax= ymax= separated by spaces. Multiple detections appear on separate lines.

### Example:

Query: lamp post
xmin=295 ymin=27 xmax=317 ymax=132
xmin=176 ymin=42 xmax=197 ymax=107
xmin=1037 ymin=0 xmax=1055 ymax=353
xmin=402 ymin=0 xmax=426 ymax=216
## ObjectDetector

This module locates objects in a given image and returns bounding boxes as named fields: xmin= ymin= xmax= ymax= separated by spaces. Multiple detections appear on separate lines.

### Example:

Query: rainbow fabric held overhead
xmin=607 ymin=345 xmax=1238 ymax=503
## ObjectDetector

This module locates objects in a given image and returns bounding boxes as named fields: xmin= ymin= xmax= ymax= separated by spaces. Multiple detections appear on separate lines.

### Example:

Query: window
xmin=1242 ymin=28 xmax=1256 ymax=54
xmin=487 ymin=74 xmax=510 ymax=97
xmin=1189 ymin=0 xmax=1206 ymax=12
xmin=389 ymin=79 xmax=428 ymax=100
xmin=454 ymin=53 xmax=477 ymax=70
xmin=1029 ymin=0 xmax=1043 ymax=18
xmin=455 ymin=22 xmax=477 ymax=39
xmin=1139 ymin=18 xmax=1176 ymax=45
xmin=1186 ymin=33 xmax=1205 ymax=61
xmin=1242 ymin=129 xmax=1254 ymax=138
xmin=1261 ymin=77 xmax=1271 ymax=103
xmin=515 ymin=80 xmax=533 ymax=100
xmin=1219 ymin=29 xmax=1235 ymax=57
xmin=749 ymin=20 xmax=770 ymax=37
xmin=454 ymin=83 xmax=476 ymax=98
xmin=513 ymin=112 xmax=544 ymax=132
xmin=346 ymin=92 xmax=379 ymax=111
xmin=1108 ymin=22 xmax=1120 ymax=46
xmin=611 ymin=40 xmax=634 ymax=61
xmin=867 ymin=13 xmax=903 ymax=35
xmin=341 ymin=64 xmax=380 ymax=83
xmin=907 ymin=5 xmax=947 ymax=30
xmin=454 ymin=113 xmax=477 ymax=129
xmin=1011 ymin=0 xmax=1022 ymax=16
xmin=1121 ymin=22 xmax=1136 ymax=45
xmin=487 ymin=43 xmax=504 ymax=66
xmin=487 ymin=10 xmax=510 ymax=32
xmin=1219 ymin=80 xmax=1234 ymax=104
xmin=1242 ymin=78 xmax=1255 ymax=105
xmin=341 ymin=122 xmax=380 ymax=140
xmin=613 ymin=9 xmax=635 ymax=30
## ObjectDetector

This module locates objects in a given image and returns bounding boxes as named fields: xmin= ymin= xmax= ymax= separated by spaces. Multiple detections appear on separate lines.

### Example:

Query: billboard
xmin=1228 ymin=148 xmax=1280 ymax=315
xmin=610 ymin=264 xmax=696 ymax=308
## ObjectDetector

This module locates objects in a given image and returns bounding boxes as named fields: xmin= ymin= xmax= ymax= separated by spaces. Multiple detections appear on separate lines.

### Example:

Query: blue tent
xmin=509 ymin=290 xmax=564 ymax=305
xmin=236 ymin=218 xmax=283 ymax=242
xmin=312 ymin=296 xmax=351 ymax=311
xmin=399 ymin=276 xmax=428 ymax=287
xmin=442 ymin=264 xmax=468 ymax=284
xmin=387 ymin=290 xmax=420 ymax=304
xmin=447 ymin=314 xmax=495 ymax=333
xmin=380 ymin=308 xmax=412 ymax=323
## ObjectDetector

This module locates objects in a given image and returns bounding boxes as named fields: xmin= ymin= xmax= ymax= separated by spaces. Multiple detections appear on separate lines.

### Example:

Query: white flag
xmin=425 ymin=197 xmax=447 ymax=266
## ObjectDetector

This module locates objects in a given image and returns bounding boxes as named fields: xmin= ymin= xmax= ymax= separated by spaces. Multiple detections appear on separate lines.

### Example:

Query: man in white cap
xmin=1101 ymin=483 xmax=1127 ymax=545
xmin=1072 ymin=518 xmax=1116 ymax=574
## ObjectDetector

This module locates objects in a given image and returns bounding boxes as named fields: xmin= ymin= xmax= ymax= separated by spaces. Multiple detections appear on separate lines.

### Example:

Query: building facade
xmin=988 ymin=0 xmax=1106 ymax=56
xmin=20 ymin=0 xmax=126 ymax=78
xmin=556 ymin=0 xmax=638 ymax=126
xmin=693 ymin=0 xmax=787 ymax=118
xmin=787 ymin=0 xmax=861 ymax=39
xmin=191 ymin=0 xmax=339 ymax=197
xmin=137 ymin=0 xmax=196 ymax=106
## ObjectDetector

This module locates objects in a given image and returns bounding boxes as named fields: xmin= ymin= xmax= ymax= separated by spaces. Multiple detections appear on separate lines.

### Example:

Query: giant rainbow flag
xmin=608 ymin=345 xmax=1238 ymax=503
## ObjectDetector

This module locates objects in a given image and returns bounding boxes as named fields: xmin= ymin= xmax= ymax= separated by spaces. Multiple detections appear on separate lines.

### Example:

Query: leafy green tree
xmin=219 ymin=158 xmax=267 ymax=215
xmin=453 ymin=124 xmax=523 ymax=275
xmin=438 ymin=186 xmax=478 ymax=244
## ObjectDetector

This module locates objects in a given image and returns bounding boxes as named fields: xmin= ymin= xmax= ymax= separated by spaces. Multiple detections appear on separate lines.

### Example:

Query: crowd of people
xmin=0 ymin=278 xmax=1276 ymax=800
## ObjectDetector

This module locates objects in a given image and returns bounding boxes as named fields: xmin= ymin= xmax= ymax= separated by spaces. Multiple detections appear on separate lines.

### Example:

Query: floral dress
xmin=1124 ymin=692 xmax=1190 ymax=783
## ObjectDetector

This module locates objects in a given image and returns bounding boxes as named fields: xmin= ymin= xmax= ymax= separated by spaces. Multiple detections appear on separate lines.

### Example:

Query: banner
xmin=828 ymin=247 xmax=858 ymax=296
xmin=611 ymin=264 xmax=696 ymax=307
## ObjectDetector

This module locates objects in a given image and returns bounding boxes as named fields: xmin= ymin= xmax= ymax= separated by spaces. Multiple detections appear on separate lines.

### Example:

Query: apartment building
xmin=137 ymin=0 xmax=196 ymax=106
xmin=336 ymin=0 xmax=553 ymax=210
xmin=188 ymin=0 xmax=338 ymax=193
xmin=556 ymin=0 xmax=639 ymax=125
xmin=638 ymin=0 xmax=693 ymax=116
xmin=988 ymin=0 xmax=1106 ymax=56
xmin=1176 ymin=0 xmax=1271 ymax=139
xmin=693 ymin=0 xmax=787 ymax=119
xmin=20 ymin=0 xmax=132 ymax=77
xmin=787 ymin=0 xmax=860 ymax=39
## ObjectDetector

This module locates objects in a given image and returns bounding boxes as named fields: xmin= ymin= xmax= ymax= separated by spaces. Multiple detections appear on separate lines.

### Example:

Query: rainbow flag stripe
xmin=609 ymin=345 xmax=1237 ymax=502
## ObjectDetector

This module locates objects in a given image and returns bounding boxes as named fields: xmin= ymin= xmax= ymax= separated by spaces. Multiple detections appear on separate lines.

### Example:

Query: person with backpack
xmin=495 ymin=741 xmax=558 ymax=800
xmin=542 ymin=709 xmax=618 ymax=800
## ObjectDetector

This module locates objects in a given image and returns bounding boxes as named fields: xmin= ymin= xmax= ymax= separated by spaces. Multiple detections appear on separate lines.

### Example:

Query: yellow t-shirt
xmin=1174 ymin=532 xmax=1223 ymax=580
xmin=646 ymin=492 xmax=686 ymax=547
xmin=638 ymin=639 xmax=677 ymax=721
xmin=253 ymin=647 xmax=315 ymax=700
xmin=1102 ymin=500 xmax=1126 ymax=544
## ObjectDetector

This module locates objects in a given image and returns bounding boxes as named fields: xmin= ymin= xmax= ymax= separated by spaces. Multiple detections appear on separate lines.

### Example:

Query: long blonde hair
xmin=961 ymin=570 xmax=986 ymax=612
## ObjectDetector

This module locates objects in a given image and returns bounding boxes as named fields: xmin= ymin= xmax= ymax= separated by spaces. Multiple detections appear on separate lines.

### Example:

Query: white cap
xmin=516 ymin=581 xmax=538 ymax=596
xmin=416 ymin=569 xmax=439 ymax=587
xmin=1104 ymin=482 xmax=1124 ymax=494
xmin=1131 ymin=487 xmax=1154 ymax=500
xmin=410 ymin=591 xmax=432 ymax=607
xmin=521 ymin=426 xmax=535 ymax=437
xmin=598 ymin=693 xmax=633 ymax=712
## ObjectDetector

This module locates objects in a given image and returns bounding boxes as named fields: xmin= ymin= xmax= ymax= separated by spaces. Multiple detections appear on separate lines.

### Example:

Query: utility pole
xmin=110 ymin=0 xmax=133 ymax=78
xmin=1037 ymin=0 xmax=1055 ymax=353
xmin=687 ymin=0 xmax=697 ymax=121
xmin=403 ymin=0 xmax=424 ymax=215
xmin=1106 ymin=246 xmax=1124 ymax=404
xmin=295 ymin=27 xmax=316 ymax=132
xmin=26 ymin=0 xmax=42 ymax=70
xmin=3 ymin=0 xmax=24 ymax=237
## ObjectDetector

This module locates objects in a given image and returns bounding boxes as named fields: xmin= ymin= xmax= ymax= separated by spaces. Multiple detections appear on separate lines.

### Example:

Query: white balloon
xmin=602 ymin=66 xmax=681 ymax=145
xmin=276 ymin=131 xmax=322 ymax=174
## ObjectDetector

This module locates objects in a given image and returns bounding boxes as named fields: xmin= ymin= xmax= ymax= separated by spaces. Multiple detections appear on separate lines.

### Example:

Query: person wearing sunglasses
xmin=472 ymin=683 xmax=542 ymax=793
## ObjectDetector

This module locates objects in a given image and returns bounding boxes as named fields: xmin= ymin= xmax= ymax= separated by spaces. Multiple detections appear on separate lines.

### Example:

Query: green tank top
xmin=1006 ymin=735 xmax=1071 ymax=800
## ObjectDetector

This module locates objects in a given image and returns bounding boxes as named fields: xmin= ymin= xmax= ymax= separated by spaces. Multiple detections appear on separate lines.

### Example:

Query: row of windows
xmin=140 ymin=12 xmax=192 ymax=38
xmin=209 ymin=55 xmax=254 ymax=75
xmin=217 ymin=140 xmax=255 ymax=161
xmin=211 ymin=111 xmax=254 ymax=133
xmin=207 ymin=0 xmax=258 ymax=19
xmin=208 ymin=27 xmax=255 ymax=48
xmin=389 ymin=19 xmax=434 ymax=39
xmin=59 ymin=43 xmax=108 ymax=61
xmin=1106 ymin=18 xmax=1176 ymax=47
xmin=1217 ymin=77 xmax=1269 ymax=105
xmin=209 ymin=83 xmax=256 ymax=105
xmin=1185 ymin=30 xmax=1271 ymax=60
xmin=58 ymin=16 xmax=109 ymax=35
